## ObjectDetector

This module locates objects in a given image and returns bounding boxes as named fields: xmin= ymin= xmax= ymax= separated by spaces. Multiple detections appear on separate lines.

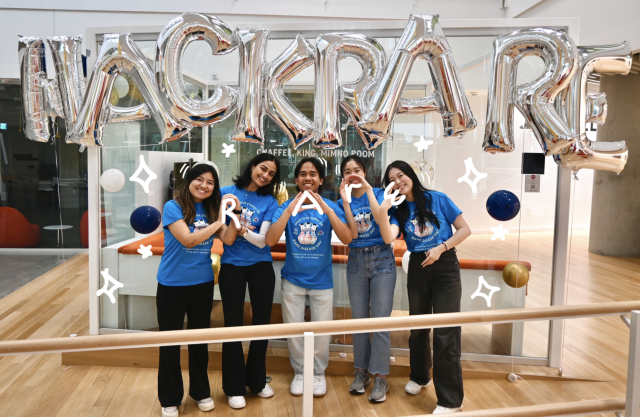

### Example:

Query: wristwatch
xmin=233 ymin=209 xmax=242 ymax=214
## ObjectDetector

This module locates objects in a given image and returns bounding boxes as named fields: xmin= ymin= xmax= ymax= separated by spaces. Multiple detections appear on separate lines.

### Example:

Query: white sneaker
xmin=257 ymin=383 xmax=274 ymax=398
xmin=193 ymin=397 xmax=214 ymax=412
xmin=290 ymin=374 xmax=304 ymax=396
xmin=433 ymin=405 xmax=462 ymax=414
xmin=404 ymin=379 xmax=432 ymax=395
xmin=162 ymin=406 xmax=179 ymax=417
xmin=313 ymin=375 xmax=327 ymax=397
xmin=227 ymin=396 xmax=246 ymax=409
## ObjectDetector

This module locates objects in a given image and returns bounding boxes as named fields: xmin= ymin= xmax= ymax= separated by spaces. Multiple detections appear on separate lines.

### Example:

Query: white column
xmin=88 ymin=146 xmax=101 ymax=335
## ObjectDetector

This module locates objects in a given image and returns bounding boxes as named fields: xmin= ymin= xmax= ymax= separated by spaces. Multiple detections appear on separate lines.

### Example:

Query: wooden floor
xmin=0 ymin=231 xmax=638 ymax=416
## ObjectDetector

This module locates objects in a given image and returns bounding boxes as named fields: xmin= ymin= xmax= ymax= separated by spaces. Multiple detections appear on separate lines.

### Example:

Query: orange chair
xmin=0 ymin=207 xmax=41 ymax=248
xmin=80 ymin=210 xmax=108 ymax=248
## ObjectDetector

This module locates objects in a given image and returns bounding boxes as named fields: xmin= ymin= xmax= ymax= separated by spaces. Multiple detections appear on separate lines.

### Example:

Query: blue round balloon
xmin=486 ymin=190 xmax=521 ymax=221
xmin=130 ymin=206 xmax=162 ymax=234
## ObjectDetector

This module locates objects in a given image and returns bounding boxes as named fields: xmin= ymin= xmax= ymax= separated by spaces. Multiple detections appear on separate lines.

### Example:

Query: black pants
xmin=157 ymin=280 xmax=214 ymax=408
xmin=407 ymin=249 xmax=464 ymax=408
xmin=218 ymin=261 xmax=275 ymax=396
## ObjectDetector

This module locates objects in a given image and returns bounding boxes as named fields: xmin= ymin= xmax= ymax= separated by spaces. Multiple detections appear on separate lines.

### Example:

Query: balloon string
xmin=559 ymin=175 xmax=578 ymax=372
xmin=512 ymin=170 xmax=525 ymax=377
xmin=52 ymin=129 xmax=71 ymax=337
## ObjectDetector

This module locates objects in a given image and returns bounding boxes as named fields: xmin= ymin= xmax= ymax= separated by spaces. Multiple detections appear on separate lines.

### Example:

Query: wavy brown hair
xmin=174 ymin=164 xmax=221 ymax=226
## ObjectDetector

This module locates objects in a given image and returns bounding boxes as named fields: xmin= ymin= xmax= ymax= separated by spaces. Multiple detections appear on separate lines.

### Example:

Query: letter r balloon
xmin=358 ymin=15 xmax=477 ymax=149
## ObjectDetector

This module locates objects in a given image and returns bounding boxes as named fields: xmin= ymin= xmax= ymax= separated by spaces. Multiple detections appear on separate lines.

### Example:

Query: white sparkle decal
xmin=129 ymin=155 xmax=157 ymax=194
xmin=457 ymin=157 xmax=487 ymax=194
xmin=137 ymin=244 xmax=153 ymax=259
xmin=97 ymin=268 xmax=124 ymax=304
xmin=221 ymin=143 xmax=236 ymax=158
xmin=414 ymin=135 xmax=434 ymax=152
xmin=490 ymin=224 xmax=510 ymax=241
xmin=471 ymin=276 xmax=501 ymax=308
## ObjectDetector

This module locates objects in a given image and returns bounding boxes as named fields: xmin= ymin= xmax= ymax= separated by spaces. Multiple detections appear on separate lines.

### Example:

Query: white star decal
xmin=221 ymin=143 xmax=236 ymax=158
xmin=457 ymin=157 xmax=487 ymax=194
xmin=97 ymin=268 xmax=124 ymax=304
xmin=490 ymin=224 xmax=509 ymax=241
xmin=471 ymin=276 xmax=501 ymax=308
xmin=414 ymin=136 xmax=434 ymax=152
xmin=137 ymin=244 xmax=153 ymax=259
xmin=129 ymin=155 xmax=157 ymax=194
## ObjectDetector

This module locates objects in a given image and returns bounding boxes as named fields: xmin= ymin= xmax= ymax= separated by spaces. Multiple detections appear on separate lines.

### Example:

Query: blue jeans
xmin=346 ymin=244 xmax=397 ymax=375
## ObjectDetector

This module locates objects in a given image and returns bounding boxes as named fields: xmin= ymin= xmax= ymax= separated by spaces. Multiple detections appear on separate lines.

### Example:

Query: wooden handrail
xmin=0 ymin=301 xmax=638 ymax=356
xmin=404 ymin=398 xmax=625 ymax=417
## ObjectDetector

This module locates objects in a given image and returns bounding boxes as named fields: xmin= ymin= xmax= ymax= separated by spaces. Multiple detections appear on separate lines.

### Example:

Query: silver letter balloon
xmin=483 ymin=27 xmax=632 ymax=174
xmin=16 ymin=13 xmax=633 ymax=174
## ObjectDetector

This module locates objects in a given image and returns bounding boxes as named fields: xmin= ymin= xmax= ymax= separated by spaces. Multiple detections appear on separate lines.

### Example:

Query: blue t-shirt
xmin=337 ymin=188 xmax=387 ymax=248
xmin=390 ymin=191 xmax=462 ymax=252
xmin=272 ymin=197 xmax=347 ymax=290
xmin=156 ymin=200 xmax=215 ymax=286
xmin=220 ymin=185 xmax=279 ymax=266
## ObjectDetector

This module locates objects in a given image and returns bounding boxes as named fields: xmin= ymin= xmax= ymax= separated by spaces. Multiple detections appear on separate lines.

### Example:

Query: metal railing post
xmin=303 ymin=332 xmax=314 ymax=417
xmin=626 ymin=310 xmax=640 ymax=417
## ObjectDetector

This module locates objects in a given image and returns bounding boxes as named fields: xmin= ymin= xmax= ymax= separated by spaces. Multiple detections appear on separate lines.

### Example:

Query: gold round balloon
xmin=211 ymin=253 xmax=221 ymax=285
xmin=276 ymin=182 xmax=289 ymax=206
xmin=502 ymin=262 xmax=529 ymax=288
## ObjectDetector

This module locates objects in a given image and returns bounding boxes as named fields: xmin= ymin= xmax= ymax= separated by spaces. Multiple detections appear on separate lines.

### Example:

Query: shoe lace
xmin=313 ymin=375 xmax=324 ymax=383
xmin=293 ymin=374 xmax=304 ymax=382
xmin=373 ymin=377 xmax=386 ymax=391
xmin=352 ymin=370 xmax=367 ymax=384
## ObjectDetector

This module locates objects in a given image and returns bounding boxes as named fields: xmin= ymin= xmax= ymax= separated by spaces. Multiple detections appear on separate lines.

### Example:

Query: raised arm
xmin=216 ymin=194 xmax=244 ymax=245
xmin=265 ymin=193 xmax=304 ymax=247
xmin=375 ymin=197 xmax=400 ymax=244
xmin=311 ymin=192 xmax=352 ymax=245
xmin=339 ymin=179 xmax=359 ymax=240
xmin=168 ymin=218 xmax=223 ymax=249
xmin=243 ymin=221 xmax=270 ymax=249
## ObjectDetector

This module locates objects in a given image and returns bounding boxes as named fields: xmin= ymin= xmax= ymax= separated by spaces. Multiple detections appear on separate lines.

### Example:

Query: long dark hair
xmin=175 ymin=164 xmax=221 ymax=225
xmin=340 ymin=155 xmax=367 ymax=176
xmin=233 ymin=153 xmax=281 ymax=197
xmin=294 ymin=157 xmax=325 ymax=193
xmin=383 ymin=160 xmax=440 ymax=234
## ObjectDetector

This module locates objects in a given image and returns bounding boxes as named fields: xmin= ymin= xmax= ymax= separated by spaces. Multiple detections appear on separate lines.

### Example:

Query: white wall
xmin=2 ymin=0 xmax=639 ymax=79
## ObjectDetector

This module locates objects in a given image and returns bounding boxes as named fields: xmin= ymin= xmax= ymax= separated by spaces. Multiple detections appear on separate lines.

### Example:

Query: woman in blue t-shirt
xmin=156 ymin=161 xmax=242 ymax=417
xmin=336 ymin=155 xmax=397 ymax=403
xmin=377 ymin=160 xmax=471 ymax=414
xmin=218 ymin=153 xmax=281 ymax=409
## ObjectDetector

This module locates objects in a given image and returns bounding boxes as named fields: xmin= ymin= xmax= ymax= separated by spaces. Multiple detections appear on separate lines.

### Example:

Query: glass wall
xmin=91 ymin=32 xmax=592 ymax=364
xmin=0 ymin=83 xmax=87 ymax=249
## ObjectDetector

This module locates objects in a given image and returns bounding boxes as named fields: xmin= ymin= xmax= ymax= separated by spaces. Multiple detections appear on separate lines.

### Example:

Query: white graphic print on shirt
xmin=354 ymin=211 xmax=373 ymax=234
xmin=297 ymin=222 xmax=319 ymax=245
xmin=410 ymin=218 xmax=434 ymax=238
